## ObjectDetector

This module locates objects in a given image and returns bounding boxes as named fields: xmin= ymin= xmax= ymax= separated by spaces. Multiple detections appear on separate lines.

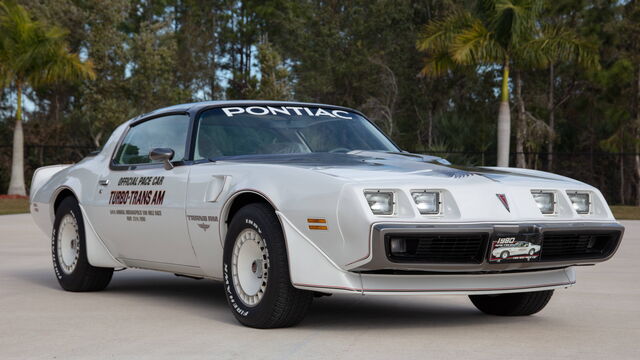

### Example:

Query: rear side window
xmin=114 ymin=114 xmax=189 ymax=165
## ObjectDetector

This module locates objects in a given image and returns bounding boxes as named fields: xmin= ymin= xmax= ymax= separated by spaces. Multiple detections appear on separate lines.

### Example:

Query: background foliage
xmin=0 ymin=0 xmax=639 ymax=205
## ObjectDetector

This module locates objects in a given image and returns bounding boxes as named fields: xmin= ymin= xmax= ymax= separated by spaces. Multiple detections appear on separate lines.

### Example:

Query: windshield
xmin=193 ymin=106 xmax=398 ymax=159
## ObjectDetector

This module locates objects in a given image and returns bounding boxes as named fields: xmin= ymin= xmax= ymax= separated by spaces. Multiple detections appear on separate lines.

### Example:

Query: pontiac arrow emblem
xmin=496 ymin=194 xmax=510 ymax=212
xmin=197 ymin=223 xmax=210 ymax=231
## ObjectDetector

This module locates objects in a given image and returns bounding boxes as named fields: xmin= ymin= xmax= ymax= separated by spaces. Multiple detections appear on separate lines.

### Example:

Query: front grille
xmin=385 ymin=233 xmax=489 ymax=264
xmin=540 ymin=231 xmax=621 ymax=261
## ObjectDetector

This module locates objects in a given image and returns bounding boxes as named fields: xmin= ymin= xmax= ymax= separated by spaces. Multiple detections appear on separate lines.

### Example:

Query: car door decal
xmin=108 ymin=176 xmax=166 ymax=223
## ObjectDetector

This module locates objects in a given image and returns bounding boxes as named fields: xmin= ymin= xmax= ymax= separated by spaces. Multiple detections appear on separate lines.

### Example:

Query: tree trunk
xmin=547 ymin=63 xmax=555 ymax=171
xmin=515 ymin=70 xmax=526 ymax=168
xmin=209 ymin=6 xmax=218 ymax=100
xmin=635 ymin=65 xmax=640 ymax=206
xmin=427 ymin=107 xmax=433 ymax=148
xmin=497 ymin=62 xmax=511 ymax=167
xmin=620 ymin=150 xmax=625 ymax=205
xmin=8 ymin=82 xmax=27 ymax=196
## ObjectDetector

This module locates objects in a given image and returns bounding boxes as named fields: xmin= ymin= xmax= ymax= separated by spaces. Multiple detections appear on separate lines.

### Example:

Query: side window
xmin=114 ymin=114 xmax=189 ymax=165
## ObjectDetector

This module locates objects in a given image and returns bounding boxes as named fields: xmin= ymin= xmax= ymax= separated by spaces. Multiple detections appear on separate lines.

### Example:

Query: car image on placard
xmin=29 ymin=101 xmax=625 ymax=328
xmin=491 ymin=240 xmax=541 ymax=261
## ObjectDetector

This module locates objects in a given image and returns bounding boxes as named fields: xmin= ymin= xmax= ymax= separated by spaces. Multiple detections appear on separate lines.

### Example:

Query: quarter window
xmin=114 ymin=114 xmax=189 ymax=165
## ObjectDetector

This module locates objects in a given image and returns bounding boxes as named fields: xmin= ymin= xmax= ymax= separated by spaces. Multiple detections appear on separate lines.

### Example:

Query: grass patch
xmin=610 ymin=206 xmax=640 ymax=220
xmin=0 ymin=198 xmax=30 ymax=215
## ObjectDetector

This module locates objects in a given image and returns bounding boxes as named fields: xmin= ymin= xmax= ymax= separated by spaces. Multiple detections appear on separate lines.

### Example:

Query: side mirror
xmin=149 ymin=148 xmax=175 ymax=170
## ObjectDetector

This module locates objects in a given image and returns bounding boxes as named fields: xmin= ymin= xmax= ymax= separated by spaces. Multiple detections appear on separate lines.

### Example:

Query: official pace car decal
xmin=488 ymin=236 xmax=542 ymax=263
xmin=108 ymin=176 xmax=165 ymax=223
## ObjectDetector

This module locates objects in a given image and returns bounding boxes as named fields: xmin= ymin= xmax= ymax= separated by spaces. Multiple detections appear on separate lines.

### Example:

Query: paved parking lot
xmin=1 ymin=214 xmax=639 ymax=359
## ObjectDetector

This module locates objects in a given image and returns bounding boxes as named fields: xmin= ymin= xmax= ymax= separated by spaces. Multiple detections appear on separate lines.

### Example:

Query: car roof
xmin=131 ymin=100 xmax=362 ymax=123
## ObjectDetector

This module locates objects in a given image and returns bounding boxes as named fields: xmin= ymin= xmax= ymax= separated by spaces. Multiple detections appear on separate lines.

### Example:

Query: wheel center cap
xmin=251 ymin=259 xmax=263 ymax=278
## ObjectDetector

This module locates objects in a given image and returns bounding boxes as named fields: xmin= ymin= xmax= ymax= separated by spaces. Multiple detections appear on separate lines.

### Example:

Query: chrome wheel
xmin=57 ymin=214 xmax=80 ymax=274
xmin=231 ymin=228 xmax=270 ymax=307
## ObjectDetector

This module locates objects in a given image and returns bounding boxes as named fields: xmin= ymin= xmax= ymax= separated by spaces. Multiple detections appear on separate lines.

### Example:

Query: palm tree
xmin=0 ymin=1 xmax=95 ymax=196
xmin=416 ymin=0 xmax=598 ymax=168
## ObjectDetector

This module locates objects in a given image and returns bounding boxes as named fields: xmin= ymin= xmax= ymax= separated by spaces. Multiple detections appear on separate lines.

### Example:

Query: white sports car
xmin=30 ymin=101 xmax=624 ymax=328
xmin=491 ymin=241 xmax=541 ymax=259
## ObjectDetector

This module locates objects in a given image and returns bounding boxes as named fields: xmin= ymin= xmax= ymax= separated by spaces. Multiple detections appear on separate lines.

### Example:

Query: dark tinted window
xmin=114 ymin=114 xmax=189 ymax=165
xmin=194 ymin=106 xmax=397 ymax=160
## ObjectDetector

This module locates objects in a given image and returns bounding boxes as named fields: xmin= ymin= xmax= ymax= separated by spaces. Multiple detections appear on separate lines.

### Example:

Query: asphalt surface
xmin=1 ymin=214 xmax=639 ymax=359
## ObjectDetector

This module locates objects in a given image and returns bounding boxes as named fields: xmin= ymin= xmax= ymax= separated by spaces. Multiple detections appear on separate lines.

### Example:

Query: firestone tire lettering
xmin=222 ymin=203 xmax=313 ymax=328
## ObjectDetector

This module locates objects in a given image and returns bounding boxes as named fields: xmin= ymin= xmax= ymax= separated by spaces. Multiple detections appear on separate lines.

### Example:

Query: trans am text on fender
xmin=29 ymin=101 xmax=625 ymax=328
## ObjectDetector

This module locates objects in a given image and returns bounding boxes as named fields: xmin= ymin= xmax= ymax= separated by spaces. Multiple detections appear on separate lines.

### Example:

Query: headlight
xmin=364 ymin=190 xmax=395 ymax=215
xmin=531 ymin=191 xmax=555 ymax=214
xmin=567 ymin=191 xmax=590 ymax=214
xmin=411 ymin=191 xmax=441 ymax=214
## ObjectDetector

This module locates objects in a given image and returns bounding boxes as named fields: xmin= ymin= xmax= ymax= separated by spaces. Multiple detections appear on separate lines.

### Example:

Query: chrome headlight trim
xmin=364 ymin=190 xmax=395 ymax=216
xmin=567 ymin=191 xmax=591 ymax=214
xmin=531 ymin=190 xmax=556 ymax=215
xmin=410 ymin=190 xmax=442 ymax=215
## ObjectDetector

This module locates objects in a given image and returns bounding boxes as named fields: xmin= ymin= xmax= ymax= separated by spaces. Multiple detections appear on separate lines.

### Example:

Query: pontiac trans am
xmin=29 ymin=101 xmax=625 ymax=328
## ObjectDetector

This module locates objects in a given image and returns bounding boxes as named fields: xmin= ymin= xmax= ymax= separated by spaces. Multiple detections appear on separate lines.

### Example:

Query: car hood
xmin=214 ymin=151 xmax=583 ymax=185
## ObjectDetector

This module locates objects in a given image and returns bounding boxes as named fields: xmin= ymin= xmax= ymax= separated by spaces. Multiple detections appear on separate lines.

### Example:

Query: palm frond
xmin=418 ymin=51 xmax=458 ymax=77
xmin=0 ymin=1 xmax=95 ymax=87
xmin=417 ymin=9 xmax=475 ymax=53
xmin=491 ymin=0 xmax=542 ymax=48
xmin=417 ymin=9 xmax=479 ymax=76
xmin=531 ymin=24 xmax=600 ymax=70
xmin=450 ymin=19 xmax=505 ymax=65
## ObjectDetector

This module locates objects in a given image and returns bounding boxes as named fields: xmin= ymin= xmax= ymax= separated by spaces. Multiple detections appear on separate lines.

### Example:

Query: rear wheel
xmin=52 ymin=197 xmax=113 ymax=291
xmin=223 ymin=203 xmax=313 ymax=328
xmin=469 ymin=290 xmax=554 ymax=316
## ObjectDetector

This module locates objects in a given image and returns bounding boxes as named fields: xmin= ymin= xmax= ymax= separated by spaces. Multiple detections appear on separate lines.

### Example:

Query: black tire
xmin=500 ymin=250 xmax=509 ymax=259
xmin=223 ymin=203 xmax=313 ymax=328
xmin=469 ymin=290 xmax=554 ymax=316
xmin=52 ymin=197 xmax=113 ymax=292
xmin=529 ymin=249 xmax=535 ymax=255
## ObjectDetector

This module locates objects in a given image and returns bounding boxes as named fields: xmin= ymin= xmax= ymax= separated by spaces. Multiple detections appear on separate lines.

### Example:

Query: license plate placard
xmin=488 ymin=233 xmax=542 ymax=263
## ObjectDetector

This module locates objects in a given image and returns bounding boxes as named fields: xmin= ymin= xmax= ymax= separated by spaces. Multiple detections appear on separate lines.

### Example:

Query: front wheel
xmin=469 ymin=290 xmax=554 ymax=316
xmin=52 ymin=197 xmax=113 ymax=291
xmin=223 ymin=203 xmax=313 ymax=328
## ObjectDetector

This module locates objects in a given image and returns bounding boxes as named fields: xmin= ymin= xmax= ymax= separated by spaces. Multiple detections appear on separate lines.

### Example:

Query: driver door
xmin=88 ymin=114 xmax=199 ymax=270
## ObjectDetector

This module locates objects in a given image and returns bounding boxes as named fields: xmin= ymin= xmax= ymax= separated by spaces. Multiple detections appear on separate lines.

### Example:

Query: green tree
xmin=252 ymin=40 xmax=292 ymax=100
xmin=416 ymin=0 xmax=599 ymax=167
xmin=0 ymin=1 xmax=95 ymax=195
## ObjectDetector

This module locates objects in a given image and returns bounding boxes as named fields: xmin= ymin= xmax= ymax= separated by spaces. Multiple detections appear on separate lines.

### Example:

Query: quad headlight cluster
xmin=531 ymin=190 xmax=591 ymax=215
xmin=364 ymin=190 xmax=441 ymax=216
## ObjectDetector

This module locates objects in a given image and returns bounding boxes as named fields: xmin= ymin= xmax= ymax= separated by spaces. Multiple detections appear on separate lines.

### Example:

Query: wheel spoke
xmin=57 ymin=214 xmax=80 ymax=274
xmin=231 ymin=228 xmax=270 ymax=307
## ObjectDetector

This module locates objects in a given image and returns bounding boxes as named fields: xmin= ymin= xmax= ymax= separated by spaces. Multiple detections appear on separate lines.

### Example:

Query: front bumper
xmin=279 ymin=213 xmax=605 ymax=295
xmin=295 ymin=267 xmax=576 ymax=295
xmin=353 ymin=221 xmax=624 ymax=272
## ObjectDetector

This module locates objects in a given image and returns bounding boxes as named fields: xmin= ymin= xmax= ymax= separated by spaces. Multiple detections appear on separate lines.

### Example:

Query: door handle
xmin=98 ymin=179 xmax=109 ymax=186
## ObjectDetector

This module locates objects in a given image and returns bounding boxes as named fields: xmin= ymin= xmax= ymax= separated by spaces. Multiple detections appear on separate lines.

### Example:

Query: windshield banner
xmin=221 ymin=106 xmax=353 ymax=119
